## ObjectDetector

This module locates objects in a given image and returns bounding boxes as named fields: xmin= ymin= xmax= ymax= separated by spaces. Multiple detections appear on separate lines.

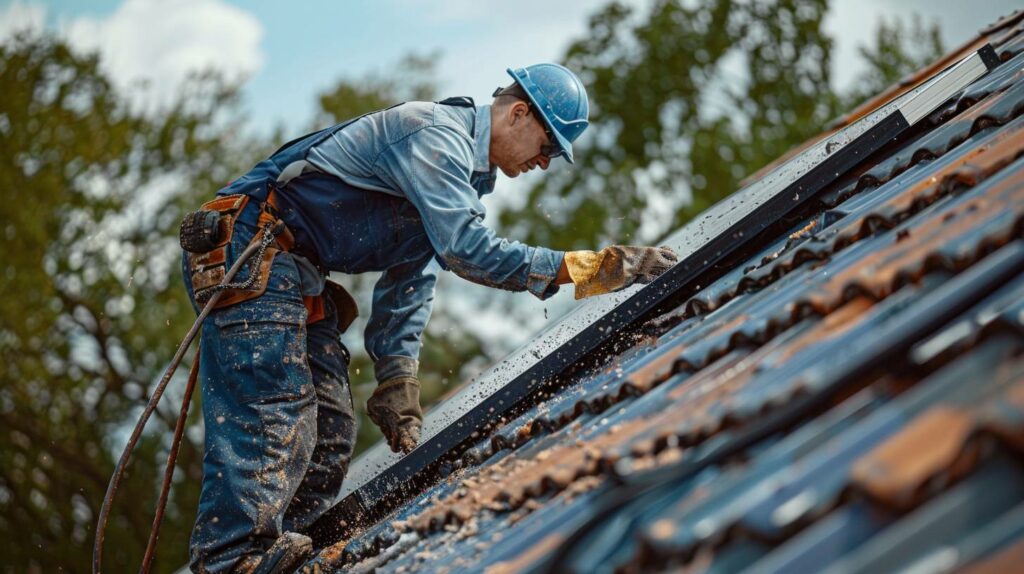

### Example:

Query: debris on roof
xmin=310 ymin=10 xmax=1024 ymax=573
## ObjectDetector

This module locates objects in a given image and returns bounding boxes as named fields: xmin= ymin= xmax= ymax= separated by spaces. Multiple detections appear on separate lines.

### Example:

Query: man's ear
xmin=509 ymin=101 xmax=529 ymax=125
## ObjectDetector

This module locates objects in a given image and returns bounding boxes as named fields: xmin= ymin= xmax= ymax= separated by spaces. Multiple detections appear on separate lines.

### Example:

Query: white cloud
xmin=1 ymin=0 xmax=264 ymax=107
xmin=63 ymin=0 xmax=263 ymax=103
xmin=0 ymin=1 xmax=45 ymax=40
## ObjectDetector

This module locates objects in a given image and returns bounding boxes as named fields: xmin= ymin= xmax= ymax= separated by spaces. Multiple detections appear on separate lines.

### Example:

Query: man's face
xmin=490 ymin=101 xmax=555 ymax=178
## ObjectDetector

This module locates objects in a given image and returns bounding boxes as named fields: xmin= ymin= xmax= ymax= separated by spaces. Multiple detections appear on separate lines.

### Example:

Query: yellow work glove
xmin=564 ymin=245 xmax=678 ymax=300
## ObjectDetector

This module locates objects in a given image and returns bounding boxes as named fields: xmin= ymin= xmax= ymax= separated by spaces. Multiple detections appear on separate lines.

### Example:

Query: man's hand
xmin=562 ymin=245 xmax=677 ymax=299
xmin=367 ymin=376 xmax=423 ymax=454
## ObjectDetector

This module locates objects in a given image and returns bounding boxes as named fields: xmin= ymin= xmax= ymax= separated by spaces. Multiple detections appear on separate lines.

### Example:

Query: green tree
xmin=314 ymin=51 xmax=441 ymax=126
xmin=503 ymin=0 xmax=827 ymax=247
xmin=0 ymin=33 xmax=255 ymax=572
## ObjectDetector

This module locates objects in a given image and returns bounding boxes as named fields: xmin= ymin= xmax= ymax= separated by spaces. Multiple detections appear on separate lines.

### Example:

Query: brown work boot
xmin=233 ymin=532 xmax=313 ymax=574
xmin=367 ymin=376 xmax=423 ymax=454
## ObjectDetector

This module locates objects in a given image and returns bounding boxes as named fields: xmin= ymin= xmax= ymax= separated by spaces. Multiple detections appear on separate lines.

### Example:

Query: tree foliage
xmin=844 ymin=14 xmax=946 ymax=108
xmin=315 ymin=52 xmax=441 ymax=126
xmin=0 ymin=33 xmax=252 ymax=572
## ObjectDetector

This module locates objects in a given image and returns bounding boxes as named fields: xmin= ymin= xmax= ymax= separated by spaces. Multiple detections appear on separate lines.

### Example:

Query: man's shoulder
xmin=384 ymin=100 xmax=475 ymax=141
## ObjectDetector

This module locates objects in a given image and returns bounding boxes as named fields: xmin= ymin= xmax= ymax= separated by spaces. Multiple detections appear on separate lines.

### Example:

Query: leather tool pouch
xmin=325 ymin=279 xmax=358 ymax=333
xmin=183 ymin=191 xmax=351 ymax=328
xmin=183 ymin=194 xmax=280 ymax=309
xmin=304 ymin=279 xmax=358 ymax=333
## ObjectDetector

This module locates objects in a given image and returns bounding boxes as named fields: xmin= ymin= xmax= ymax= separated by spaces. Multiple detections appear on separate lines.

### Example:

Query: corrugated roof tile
xmin=306 ymin=13 xmax=1024 ymax=573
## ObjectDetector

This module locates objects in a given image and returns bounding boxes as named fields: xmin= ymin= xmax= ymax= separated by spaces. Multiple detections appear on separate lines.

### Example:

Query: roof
xmin=309 ymin=10 xmax=1024 ymax=573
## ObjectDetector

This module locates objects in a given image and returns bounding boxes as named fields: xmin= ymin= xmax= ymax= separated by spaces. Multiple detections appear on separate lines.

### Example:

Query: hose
xmin=93 ymin=223 xmax=277 ymax=574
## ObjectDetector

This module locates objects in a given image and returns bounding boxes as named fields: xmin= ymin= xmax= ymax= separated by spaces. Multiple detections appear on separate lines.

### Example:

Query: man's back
xmin=306 ymin=100 xmax=480 ymax=198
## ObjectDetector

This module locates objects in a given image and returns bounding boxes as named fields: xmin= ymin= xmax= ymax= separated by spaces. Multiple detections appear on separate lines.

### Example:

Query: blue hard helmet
xmin=506 ymin=63 xmax=590 ymax=164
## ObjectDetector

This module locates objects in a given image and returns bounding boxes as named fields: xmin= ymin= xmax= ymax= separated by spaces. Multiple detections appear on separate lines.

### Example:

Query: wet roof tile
xmin=309 ymin=10 xmax=1024 ymax=573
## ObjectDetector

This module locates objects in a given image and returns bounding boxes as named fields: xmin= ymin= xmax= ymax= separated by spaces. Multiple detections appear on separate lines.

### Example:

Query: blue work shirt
xmin=221 ymin=100 xmax=564 ymax=364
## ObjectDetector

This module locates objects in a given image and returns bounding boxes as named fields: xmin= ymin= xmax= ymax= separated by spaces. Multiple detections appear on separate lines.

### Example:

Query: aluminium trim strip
xmin=899 ymin=48 xmax=991 ymax=124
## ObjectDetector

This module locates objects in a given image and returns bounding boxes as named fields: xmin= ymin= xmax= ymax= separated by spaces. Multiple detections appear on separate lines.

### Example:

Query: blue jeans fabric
xmin=182 ymin=203 xmax=357 ymax=573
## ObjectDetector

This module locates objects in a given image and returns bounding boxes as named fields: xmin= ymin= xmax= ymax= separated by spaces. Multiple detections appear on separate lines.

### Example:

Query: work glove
xmin=564 ymin=245 xmax=678 ymax=300
xmin=367 ymin=357 xmax=423 ymax=454
xmin=233 ymin=532 xmax=312 ymax=574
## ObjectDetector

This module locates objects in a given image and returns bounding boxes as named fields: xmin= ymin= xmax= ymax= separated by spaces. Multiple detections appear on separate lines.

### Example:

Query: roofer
xmin=179 ymin=63 xmax=678 ymax=572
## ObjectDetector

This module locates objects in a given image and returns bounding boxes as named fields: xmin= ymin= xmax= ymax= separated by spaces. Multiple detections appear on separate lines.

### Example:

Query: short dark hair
xmin=492 ymin=82 xmax=529 ymax=102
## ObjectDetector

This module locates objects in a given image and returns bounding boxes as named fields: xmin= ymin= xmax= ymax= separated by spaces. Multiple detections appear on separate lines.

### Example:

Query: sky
xmin=2 ymin=0 xmax=1020 ymax=354
xmin=2 ymin=0 xmax=1020 ymax=139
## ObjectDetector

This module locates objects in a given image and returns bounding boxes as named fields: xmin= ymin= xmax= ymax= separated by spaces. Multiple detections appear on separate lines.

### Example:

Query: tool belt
xmin=180 ymin=192 xmax=358 ymax=332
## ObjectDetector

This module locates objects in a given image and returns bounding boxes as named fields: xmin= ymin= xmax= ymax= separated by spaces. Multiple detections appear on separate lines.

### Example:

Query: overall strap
xmin=436 ymin=96 xmax=475 ymax=107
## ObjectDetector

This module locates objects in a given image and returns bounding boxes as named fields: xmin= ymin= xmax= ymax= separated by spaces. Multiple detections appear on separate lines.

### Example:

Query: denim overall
xmin=182 ymin=200 xmax=357 ymax=573
xmin=181 ymin=104 xmax=451 ymax=572
xmin=183 ymin=97 xmax=562 ymax=571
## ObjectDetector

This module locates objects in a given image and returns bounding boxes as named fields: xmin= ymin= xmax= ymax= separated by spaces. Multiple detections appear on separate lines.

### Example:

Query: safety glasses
xmin=494 ymin=86 xmax=564 ymax=159
xmin=534 ymin=114 xmax=562 ymax=158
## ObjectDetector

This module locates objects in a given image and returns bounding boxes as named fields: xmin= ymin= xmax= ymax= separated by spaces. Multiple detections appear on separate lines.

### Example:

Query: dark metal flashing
xmin=307 ymin=45 xmax=1001 ymax=548
xmin=307 ymin=111 xmax=910 ymax=545
xmin=980 ymin=43 xmax=1002 ymax=70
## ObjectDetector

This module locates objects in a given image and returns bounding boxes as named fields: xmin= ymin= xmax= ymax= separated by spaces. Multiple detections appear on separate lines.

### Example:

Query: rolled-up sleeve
xmin=373 ymin=125 xmax=562 ymax=300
